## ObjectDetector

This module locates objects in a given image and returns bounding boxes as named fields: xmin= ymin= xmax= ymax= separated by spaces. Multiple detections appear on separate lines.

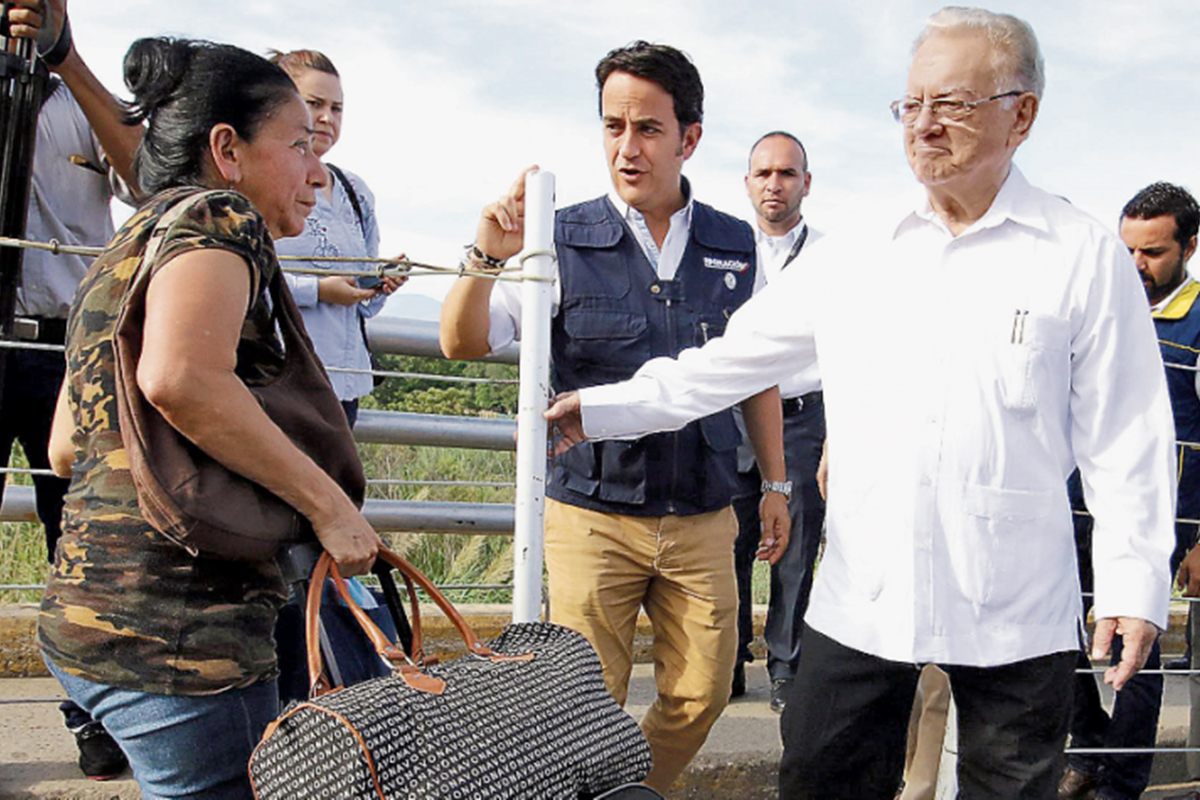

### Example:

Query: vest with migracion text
xmin=549 ymin=196 xmax=757 ymax=517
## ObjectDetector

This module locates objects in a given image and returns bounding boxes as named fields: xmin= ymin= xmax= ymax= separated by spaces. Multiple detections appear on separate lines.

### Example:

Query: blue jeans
xmin=46 ymin=657 xmax=278 ymax=799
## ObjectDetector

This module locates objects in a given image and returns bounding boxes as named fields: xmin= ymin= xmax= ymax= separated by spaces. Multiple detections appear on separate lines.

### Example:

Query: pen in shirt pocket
xmin=69 ymin=154 xmax=106 ymax=175
xmin=1011 ymin=309 xmax=1029 ymax=344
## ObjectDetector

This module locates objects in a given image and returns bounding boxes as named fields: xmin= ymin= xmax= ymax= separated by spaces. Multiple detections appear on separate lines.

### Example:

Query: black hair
xmin=1122 ymin=182 xmax=1200 ymax=248
xmin=122 ymin=37 xmax=298 ymax=195
xmin=748 ymin=130 xmax=809 ymax=173
xmin=594 ymin=41 xmax=703 ymax=128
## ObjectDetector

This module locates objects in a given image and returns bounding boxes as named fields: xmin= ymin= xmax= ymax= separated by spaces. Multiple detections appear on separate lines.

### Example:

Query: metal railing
xmin=0 ymin=315 xmax=525 ymax=600
xmin=0 ymin=317 xmax=520 ymax=532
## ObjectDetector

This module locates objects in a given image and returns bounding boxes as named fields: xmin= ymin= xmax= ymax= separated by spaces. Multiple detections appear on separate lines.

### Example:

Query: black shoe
xmin=1056 ymin=766 xmax=1097 ymax=800
xmin=731 ymin=662 xmax=746 ymax=698
xmin=769 ymin=678 xmax=793 ymax=714
xmin=1165 ymin=656 xmax=1191 ymax=671
xmin=73 ymin=722 xmax=127 ymax=781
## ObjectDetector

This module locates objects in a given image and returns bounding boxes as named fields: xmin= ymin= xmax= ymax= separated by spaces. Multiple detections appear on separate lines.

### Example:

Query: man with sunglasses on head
xmin=543 ymin=8 xmax=1176 ymax=798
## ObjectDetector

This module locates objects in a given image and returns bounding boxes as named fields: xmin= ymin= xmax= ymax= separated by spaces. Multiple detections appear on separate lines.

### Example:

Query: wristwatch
xmin=761 ymin=479 xmax=793 ymax=500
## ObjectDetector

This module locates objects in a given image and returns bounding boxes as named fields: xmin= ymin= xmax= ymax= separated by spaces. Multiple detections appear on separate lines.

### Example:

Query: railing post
xmin=511 ymin=170 xmax=555 ymax=623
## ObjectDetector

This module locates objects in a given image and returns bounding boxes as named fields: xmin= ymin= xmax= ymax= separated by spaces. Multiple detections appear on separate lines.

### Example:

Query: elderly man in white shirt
xmin=543 ymin=7 xmax=1176 ymax=798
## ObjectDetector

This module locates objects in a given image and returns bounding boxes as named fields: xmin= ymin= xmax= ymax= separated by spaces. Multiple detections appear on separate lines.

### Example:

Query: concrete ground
xmin=3 ymin=663 xmax=778 ymax=800
xmin=3 ymin=600 xmax=1199 ymax=799
xmin=3 ymin=662 xmax=1200 ymax=799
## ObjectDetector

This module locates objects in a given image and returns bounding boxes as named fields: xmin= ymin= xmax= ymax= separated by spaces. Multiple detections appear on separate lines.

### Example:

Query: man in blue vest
xmin=440 ymin=41 xmax=790 ymax=792
xmin=1061 ymin=182 xmax=1200 ymax=800
xmin=731 ymin=131 xmax=826 ymax=714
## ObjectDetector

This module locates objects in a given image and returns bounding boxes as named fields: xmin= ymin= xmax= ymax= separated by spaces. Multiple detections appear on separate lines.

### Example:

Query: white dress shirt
xmin=484 ymin=185 xmax=695 ymax=354
xmin=581 ymin=167 xmax=1176 ymax=667
xmin=754 ymin=221 xmax=823 ymax=399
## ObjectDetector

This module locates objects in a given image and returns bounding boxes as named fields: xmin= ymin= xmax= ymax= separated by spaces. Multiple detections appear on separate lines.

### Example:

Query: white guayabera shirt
xmin=581 ymin=167 xmax=1177 ymax=667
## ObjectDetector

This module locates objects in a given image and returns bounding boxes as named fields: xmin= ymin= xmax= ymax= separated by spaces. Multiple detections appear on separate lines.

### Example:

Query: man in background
xmin=5 ymin=0 xmax=140 ymax=780
xmin=1061 ymin=182 xmax=1199 ymax=800
xmin=731 ymin=131 xmax=825 ymax=714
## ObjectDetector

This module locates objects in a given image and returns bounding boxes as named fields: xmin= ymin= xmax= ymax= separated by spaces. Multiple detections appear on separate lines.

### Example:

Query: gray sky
xmin=67 ymin=1 xmax=1200 ymax=310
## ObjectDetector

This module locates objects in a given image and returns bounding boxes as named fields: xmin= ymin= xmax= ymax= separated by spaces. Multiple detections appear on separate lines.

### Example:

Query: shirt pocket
xmin=993 ymin=312 xmax=1070 ymax=415
xmin=956 ymin=482 xmax=1062 ymax=611
xmin=561 ymin=309 xmax=651 ymax=383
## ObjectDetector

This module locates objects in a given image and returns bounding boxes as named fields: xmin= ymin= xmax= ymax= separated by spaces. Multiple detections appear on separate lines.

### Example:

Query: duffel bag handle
xmin=307 ymin=547 xmax=533 ymax=697
xmin=306 ymin=550 xmax=448 ymax=696
xmin=334 ymin=546 xmax=538 ymax=662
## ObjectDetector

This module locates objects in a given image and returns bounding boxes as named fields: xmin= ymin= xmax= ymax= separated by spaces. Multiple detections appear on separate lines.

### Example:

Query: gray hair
xmin=914 ymin=7 xmax=1045 ymax=99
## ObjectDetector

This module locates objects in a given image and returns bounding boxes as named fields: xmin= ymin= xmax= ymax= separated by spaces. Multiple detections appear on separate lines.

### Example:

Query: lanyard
xmin=781 ymin=224 xmax=809 ymax=270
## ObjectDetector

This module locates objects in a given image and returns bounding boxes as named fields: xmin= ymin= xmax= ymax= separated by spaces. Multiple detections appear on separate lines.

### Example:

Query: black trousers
xmin=1066 ymin=482 xmax=1163 ymax=800
xmin=733 ymin=392 xmax=826 ymax=680
xmin=0 ymin=346 xmax=70 ymax=559
xmin=779 ymin=626 xmax=1076 ymax=799
xmin=0 ymin=342 xmax=94 ymax=730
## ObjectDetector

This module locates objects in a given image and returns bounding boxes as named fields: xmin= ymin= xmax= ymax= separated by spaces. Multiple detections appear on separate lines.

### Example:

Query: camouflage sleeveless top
xmin=39 ymin=187 xmax=291 ymax=695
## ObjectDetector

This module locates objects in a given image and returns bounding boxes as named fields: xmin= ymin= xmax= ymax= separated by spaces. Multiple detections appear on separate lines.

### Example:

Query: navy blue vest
xmin=1155 ymin=282 xmax=1200 ymax=537
xmin=548 ymin=196 xmax=757 ymax=516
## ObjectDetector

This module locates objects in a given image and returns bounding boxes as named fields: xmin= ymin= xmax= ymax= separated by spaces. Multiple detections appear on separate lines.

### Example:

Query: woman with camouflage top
xmin=42 ymin=38 xmax=381 ymax=799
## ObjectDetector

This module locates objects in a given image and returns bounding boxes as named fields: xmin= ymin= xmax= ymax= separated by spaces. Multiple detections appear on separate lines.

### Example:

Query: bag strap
xmin=326 ymin=163 xmax=366 ymax=238
xmin=326 ymin=163 xmax=382 ymax=380
xmin=305 ymin=547 xmax=535 ymax=697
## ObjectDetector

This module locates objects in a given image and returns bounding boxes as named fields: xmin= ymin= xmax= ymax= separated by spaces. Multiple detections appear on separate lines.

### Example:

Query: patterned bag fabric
xmin=249 ymin=548 xmax=652 ymax=799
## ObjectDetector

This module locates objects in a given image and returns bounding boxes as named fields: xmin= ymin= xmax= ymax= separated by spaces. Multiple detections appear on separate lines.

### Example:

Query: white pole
xmin=511 ymin=170 xmax=555 ymax=623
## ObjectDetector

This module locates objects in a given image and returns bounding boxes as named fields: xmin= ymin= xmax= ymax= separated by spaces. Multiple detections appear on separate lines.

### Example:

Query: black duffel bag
xmin=249 ymin=547 xmax=652 ymax=799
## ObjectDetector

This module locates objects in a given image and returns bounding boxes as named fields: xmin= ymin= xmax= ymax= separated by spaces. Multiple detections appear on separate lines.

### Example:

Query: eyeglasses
xmin=889 ymin=91 xmax=1025 ymax=125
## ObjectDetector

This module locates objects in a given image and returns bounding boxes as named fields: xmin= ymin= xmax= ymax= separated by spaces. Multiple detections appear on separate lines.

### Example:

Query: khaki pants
xmin=544 ymin=498 xmax=739 ymax=793
xmin=901 ymin=665 xmax=951 ymax=800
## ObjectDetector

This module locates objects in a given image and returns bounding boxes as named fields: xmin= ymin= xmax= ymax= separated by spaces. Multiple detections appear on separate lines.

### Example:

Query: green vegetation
xmin=1 ymin=354 xmax=771 ymax=606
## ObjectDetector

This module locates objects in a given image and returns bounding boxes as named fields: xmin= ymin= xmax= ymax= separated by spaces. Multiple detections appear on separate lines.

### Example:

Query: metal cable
xmin=0 ymin=471 xmax=511 ymax=486
xmin=0 ymin=235 xmax=554 ymax=283
xmin=366 ymin=479 xmax=515 ymax=488
xmin=0 ymin=339 xmax=64 ymax=352
xmin=0 ymin=338 xmax=517 ymax=386
xmin=1065 ymin=747 xmax=1200 ymax=754
xmin=1076 ymin=667 xmax=1200 ymax=675
xmin=325 ymin=365 xmax=518 ymax=385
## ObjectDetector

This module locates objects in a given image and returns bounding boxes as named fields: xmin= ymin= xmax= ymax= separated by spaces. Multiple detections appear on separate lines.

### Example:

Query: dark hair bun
xmin=118 ymin=37 xmax=296 ymax=195
xmin=123 ymin=37 xmax=196 ymax=124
